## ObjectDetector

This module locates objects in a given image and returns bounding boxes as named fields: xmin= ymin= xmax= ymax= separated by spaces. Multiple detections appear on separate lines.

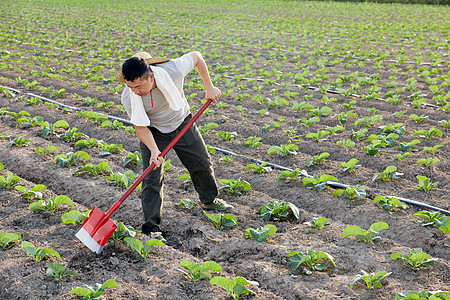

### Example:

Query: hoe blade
xmin=75 ymin=206 xmax=117 ymax=254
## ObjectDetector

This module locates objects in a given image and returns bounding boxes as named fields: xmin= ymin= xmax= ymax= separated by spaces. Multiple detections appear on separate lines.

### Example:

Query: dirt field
xmin=0 ymin=0 xmax=449 ymax=299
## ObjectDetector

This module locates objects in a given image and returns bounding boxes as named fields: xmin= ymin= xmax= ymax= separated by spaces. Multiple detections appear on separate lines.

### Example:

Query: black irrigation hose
xmin=1 ymin=85 xmax=449 ymax=216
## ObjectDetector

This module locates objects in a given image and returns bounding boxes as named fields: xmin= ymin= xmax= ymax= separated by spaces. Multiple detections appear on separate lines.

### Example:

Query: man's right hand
xmin=150 ymin=151 xmax=164 ymax=170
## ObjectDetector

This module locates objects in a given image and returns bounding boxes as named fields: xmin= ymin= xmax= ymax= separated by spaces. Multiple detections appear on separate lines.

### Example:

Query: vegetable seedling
xmin=391 ymin=248 xmax=437 ymax=271
xmin=333 ymin=186 xmax=366 ymax=200
xmin=242 ymin=136 xmax=262 ymax=147
xmin=176 ymin=198 xmax=195 ymax=209
xmin=54 ymin=151 xmax=90 ymax=167
xmin=372 ymin=165 xmax=403 ymax=182
xmin=373 ymin=196 xmax=408 ymax=213
xmin=178 ymin=260 xmax=222 ymax=281
xmin=29 ymin=195 xmax=74 ymax=214
xmin=413 ymin=211 xmax=449 ymax=234
xmin=35 ymin=146 xmax=57 ymax=156
xmin=306 ymin=152 xmax=329 ymax=167
xmin=303 ymin=217 xmax=331 ymax=230
xmin=219 ymin=179 xmax=251 ymax=195
xmin=267 ymin=144 xmax=298 ymax=156
xmin=243 ymin=224 xmax=277 ymax=243
xmin=278 ymin=168 xmax=306 ymax=182
xmin=70 ymin=279 xmax=117 ymax=299
xmin=0 ymin=171 xmax=20 ymax=189
xmin=46 ymin=262 xmax=79 ymax=281
xmin=306 ymin=130 xmax=330 ymax=142
xmin=343 ymin=222 xmax=389 ymax=243
xmin=340 ymin=158 xmax=360 ymax=172
xmin=99 ymin=143 xmax=123 ymax=156
xmin=258 ymin=200 xmax=300 ymax=221
xmin=216 ymin=131 xmax=237 ymax=141
xmin=416 ymin=157 xmax=440 ymax=168
xmin=110 ymin=222 xmax=140 ymax=241
xmin=105 ymin=170 xmax=139 ymax=189
xmin=123 ymin=151 xmax=143 ymax=167
xmin=349 ymin=270 xmax=391 ymax=290
xmin=21 ymin=241 xmax=61 ymax=262
xmin=8 ymin=135 xmax=32 ymax=147
xmin=287 ymin=249 xmax=336 ymax=274
xmin=123 ymin=237 xmax=165 ymax=258
xmin=244 ymin=162 xmax=272 ymax=174
xmin=413 ymin=128 xmax=443 ymax=140
xmin=210 ymin=276 xmax=259 ymax=300
xmin=15 ymin=184 xmax=46 ymax=200
xmin=203 ymin=211 xmax=237 ymax=229
xmin=198 ymin=122 xmax=219 ymax=135
xmin=394 ymin=290 xmax=450 ymax=300
xmin=61 ymin=210 xmax=90 ymax=225
xmin=0 ymin=230 xmax=21 ymax=249
xmin=414 ymin=175 xmax=439 ymax=193
xmin=73 ymin=162 xmax=111 ymax=176
xmin=302 ymin=174 xmax=338 ymax=191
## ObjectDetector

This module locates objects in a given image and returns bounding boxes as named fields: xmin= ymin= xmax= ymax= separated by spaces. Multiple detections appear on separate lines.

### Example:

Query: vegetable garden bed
xmin=0 ymin=0 xmax=449 ymax=299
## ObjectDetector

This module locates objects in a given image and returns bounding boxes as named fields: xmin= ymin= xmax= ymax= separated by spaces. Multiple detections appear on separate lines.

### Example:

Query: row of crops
xmin=0 ymin=0 xmax=449 ymax=299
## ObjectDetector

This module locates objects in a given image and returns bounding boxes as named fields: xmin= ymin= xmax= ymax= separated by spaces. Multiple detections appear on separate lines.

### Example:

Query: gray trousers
xmin=140 ymin=114 xmax=218 ymax=234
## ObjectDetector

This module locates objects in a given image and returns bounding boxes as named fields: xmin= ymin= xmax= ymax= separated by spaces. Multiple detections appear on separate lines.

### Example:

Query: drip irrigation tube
xmin=1 ymin=85 xmax=449 ymax=216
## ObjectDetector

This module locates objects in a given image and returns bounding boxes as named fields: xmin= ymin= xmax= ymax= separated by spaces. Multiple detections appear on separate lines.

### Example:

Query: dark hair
xmin=121 ymin=57 xmax=153 ymax=82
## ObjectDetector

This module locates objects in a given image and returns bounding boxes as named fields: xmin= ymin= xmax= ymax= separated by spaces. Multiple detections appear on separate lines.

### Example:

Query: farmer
xmin=118 ymin=51 xmax=233 ymax=237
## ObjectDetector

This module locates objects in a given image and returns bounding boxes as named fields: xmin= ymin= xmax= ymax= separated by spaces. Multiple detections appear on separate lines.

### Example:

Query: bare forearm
xmin=134 ymin=126 xmax=159 ymax=153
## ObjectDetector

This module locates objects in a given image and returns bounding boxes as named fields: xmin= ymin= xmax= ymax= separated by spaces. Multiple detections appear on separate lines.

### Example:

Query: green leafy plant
xmin=262 ymin=122 xmax=280 ymax=132
xmin=0 ymin=171 xmax=20 ymax=189
xmin=258 ymin=200 xmax=300 ymax=221
xmin=198 ymin=122 xmax=219 ymax=135
xmin=178 ymin=173 xmax=192 ymax=184
xmin=373 ymin=196 xmax=408 ymax=213
xmin=349 ymin=270 xmax=391 ymax=290
xmin=350 ymin=128 xmax=368 ymax=140
xmin=267 ymin=144 xmax=298 ymax=156
xmin=333 ymin=186 xmax=366 ymax=200
xmin=303 ymin=217 xmax=331 ymax=230
xmin=287 ymin=249 xmax=336 ymax=274
xmin=302 ymin=174 xmax=337 ymax=191
xmin=243 ymin=224 xmax=277 ymax=242
xmin=336 ymin=139 xmax=356 ymax=149
xmin=354 ymin=115 xmax=383 ymax=127
xmin=423 ymin=144 xmax=444 ymax=155
xmin=0 ymin=230 xmax=21 ymax=249
xmin=340 ymin=158 xmax=361 ymax=172
xmin=219 ymin=178 xmax=251 ymax=195
xmin=414 ymin=175 xmax=439 ymax=193
xmin=372 ymin=165 xmax=403 ymax=182
xmin=123 ymin=237 xmax=165 ymax=258
xmin=395 ymin=290 xmax=450 ymax=300
xmin=297 ymin=116 xmax=320 ymax=127
xmin=219 ymin=153 xmax=234 ymax=164
xmin=29 ymin=195 xmax=74 ymax=214
xmin=70 ymin=279 xmax=117 ymax=299
xmin=39 ymin=120 xmax=69 ymax=136
xmin=21 ymin=241 xmax=61 ymax=262
xmin=178 ymin=260 xmax=222 ymax=281
xmin=57 ymin=127 xmax=86 ymax=142
xmin=393 ymin=152 xmax=413 ymax=161
xmin=203 ymin=211 xmax=237 ymax=229
xmin=413 ymin=211 xmax=449 ymax=234
xmin=15 ymin=184 xmax=46 ymax=200
xmin=306 ymin=152 xmax=329 ymax=167
xmin=105 ymin=170 xmax=139 ymax=189
xmin=46 ymin=262 xmax=79 ymax=281
xmin=209 ymin=276 xmax=259 ymax=300
xmin=54 ymin=151 xmax=90 ymax=167
xmin=244 ymin=162 xmax=272 ymax=174
xmin=61 ymin=209 xmax=90 ymax=225
xmin=99 ymin=143 xmax=123 ymax=156
xmin=75 ymin=138 xmax=101 ymax=149
xmin=216 ymin=131 xmax=237 ymax=141
xmin=243 ymin=136 xmax=262 ymax=147
xmin=35 ymin=146 xmax=57 ymax=156
xmin=73 ymin=162 xmax=111 ymax=176
xmin=391 ymin=248 xmax=437 ymax=271
xmin=416 ymin=157 xmax=440 ymax=167
xmin=176 ymin=198 xmax=195 ymax=209
xmin=409 ymin=114 xmax=429 ymax=123
xmin=122 ymin=151 xmax=142 ymax=167
xmin=413 ymin=128 xmax=443 ymax=140
xmin=110 ymin=222 xmax=140 ymax=241
xmin=343 ymin=222 xmax=389 ymax=243
xmin=306 ymin=130 xmax=330 ymax=142
xmin=8 ymin=135 xmax=32 ymax=147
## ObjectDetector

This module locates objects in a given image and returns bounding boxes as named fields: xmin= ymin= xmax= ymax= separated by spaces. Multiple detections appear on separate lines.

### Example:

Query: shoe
xmin=149 ymin=232 xmax=166 ymax=243
xmin=203 ymin=198 xmax=234 ymax=211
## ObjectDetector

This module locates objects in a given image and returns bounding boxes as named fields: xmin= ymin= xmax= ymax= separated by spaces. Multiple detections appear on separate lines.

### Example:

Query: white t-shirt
xmin=121 ymin=54 xmax=194 ymax=133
